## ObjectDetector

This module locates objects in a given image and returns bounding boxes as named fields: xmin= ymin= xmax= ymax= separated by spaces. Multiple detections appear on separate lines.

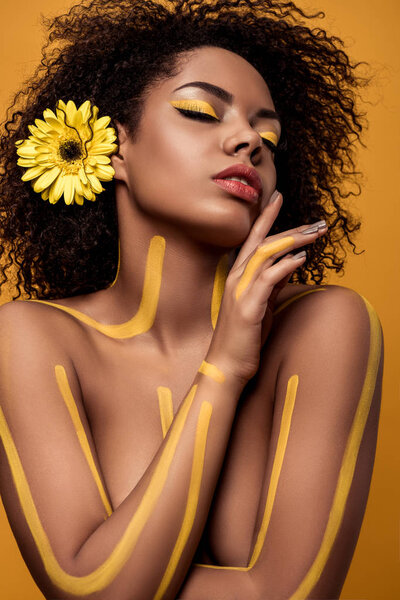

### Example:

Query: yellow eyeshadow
xmin=259 ymin=131 xmax=278 ymax=147
xmin=169 ymin=99 xmax=219 ymax=120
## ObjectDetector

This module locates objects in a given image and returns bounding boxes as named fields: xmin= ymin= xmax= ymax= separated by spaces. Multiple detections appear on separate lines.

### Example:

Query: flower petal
xmin=78 ymin=167 xmax=88 ymax=184
xmin=41 ymin=187 xmax=50 ymax=201
xmin=89 ymin=105 xmax=99 ymax=124
xmin=36 ymin=153 xmax=55 ymax=167
xmin=65 ymin=100 xmax=78 ymax=126
xmin=33 ymin=166 xmax=61 ymax=192
xmin=57 ymin=99 xmax=68 ymax=112
xmin=87 ymin=173 xmax=104 ymax=194
xmin=72 ymin=110 xmax=83 ymax=130
xmin=74 ymin=193 xmax=84 ymax=206
xmin=35 ymin=118 xmax=53 ymax=134
xmin=89 ymin=143 xmax=117 ymax=155
xmin=17 ymin=144 xmax=37 ymax=159
xmin=78 ymin=100 xmax=91 ymax=124
xmin=93 ymin=115 xmax=111 ymax=132
xmin=49 ymin=173 xmax=66 ymax=204
xmin=17 ymin=158 xmax=37 ymax=168
xmin=28 ymin=125 xmax=47 ymax=139
xmin=94 ymin=164 xmax=115 ymax=181
xmin=63 ymin=174 xmax=75 ymax=205
xmin=44 ymin=116 xmax=65 ymax=133
xmin=21 ymin=165 xmax=47 ymax=182
xmin=43 ymin=108 xmax=58 ymax=121
xmin=92 ymin=155 xmax=111 ymax=165
xmin=74 ymin=174 xmax=84 ymax=196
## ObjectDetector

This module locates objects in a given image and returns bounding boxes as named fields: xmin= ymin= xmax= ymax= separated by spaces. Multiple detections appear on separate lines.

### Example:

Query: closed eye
xmin=169 ymin=99 xmax=219 ymax=122
xmin=259 ymin=131 xmax=279 ymax=153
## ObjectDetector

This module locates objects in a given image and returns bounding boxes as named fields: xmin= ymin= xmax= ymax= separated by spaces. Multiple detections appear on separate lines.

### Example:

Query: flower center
xmin=59 ymin=139 xmax=82 ymax=162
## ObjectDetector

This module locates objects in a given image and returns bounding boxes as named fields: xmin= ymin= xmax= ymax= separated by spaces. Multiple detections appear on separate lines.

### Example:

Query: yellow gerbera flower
xmin=16 ymin=99 xmax=117 ymax=206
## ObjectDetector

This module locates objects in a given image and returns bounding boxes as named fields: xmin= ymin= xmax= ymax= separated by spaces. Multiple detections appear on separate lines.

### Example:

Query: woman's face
xmin=114 ymin=46 xmax=281 ymax=248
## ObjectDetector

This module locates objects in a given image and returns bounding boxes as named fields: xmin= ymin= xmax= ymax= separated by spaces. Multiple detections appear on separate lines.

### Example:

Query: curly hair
xmin=0 ymin=0 xmax=368 ymax=300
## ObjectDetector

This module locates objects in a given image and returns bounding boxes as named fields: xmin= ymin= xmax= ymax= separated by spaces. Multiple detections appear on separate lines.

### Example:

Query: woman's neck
xmin=105 ymin=188 xmax=234 ymax=354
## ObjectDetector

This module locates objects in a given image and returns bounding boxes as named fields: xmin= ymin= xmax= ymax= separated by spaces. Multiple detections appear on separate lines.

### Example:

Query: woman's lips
xmin=211 ymin=163 xmax=262 ymax=204
xmin=212 ymin=178 xmax=259 ymax=203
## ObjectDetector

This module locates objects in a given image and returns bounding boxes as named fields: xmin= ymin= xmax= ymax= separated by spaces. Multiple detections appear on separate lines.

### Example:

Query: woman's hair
xmin=0 ymin=0 xmax=368 ymax=300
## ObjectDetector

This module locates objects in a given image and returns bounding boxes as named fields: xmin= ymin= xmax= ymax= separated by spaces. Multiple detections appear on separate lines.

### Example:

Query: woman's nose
xmin=223 ymin=126 xmax=263 ymax=161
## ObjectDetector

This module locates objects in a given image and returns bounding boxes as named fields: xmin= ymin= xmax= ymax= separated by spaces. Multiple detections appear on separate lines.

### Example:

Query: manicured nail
xmin=269 ymin=190 xmax=280 ymax=204
xmin=301 ymin=219 xmax=327 ymax=234
xmin=301 ymin=225 xmax=319 ymax=235
xmin=292 ymin=250 xmax=306 ymax=260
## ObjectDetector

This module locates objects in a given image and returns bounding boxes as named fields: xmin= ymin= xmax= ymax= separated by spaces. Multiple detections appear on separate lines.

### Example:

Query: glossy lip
xmin=211 ymin=164 xmax=263 ymax=202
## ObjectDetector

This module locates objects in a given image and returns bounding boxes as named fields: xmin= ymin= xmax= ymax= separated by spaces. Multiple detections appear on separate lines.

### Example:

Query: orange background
xmin=0 ymin=1 xmax=399 ymax=598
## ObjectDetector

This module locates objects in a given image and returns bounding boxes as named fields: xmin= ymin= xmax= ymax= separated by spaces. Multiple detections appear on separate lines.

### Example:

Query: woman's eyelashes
xmin=169 ymin=100 xmax=219 ymax=122
xmin=259 ymin=131 xmax=278 ymax=153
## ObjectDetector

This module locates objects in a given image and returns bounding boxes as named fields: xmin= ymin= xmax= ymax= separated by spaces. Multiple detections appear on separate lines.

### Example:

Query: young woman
xmin=0 ymin=1 xmax=383 ymax=598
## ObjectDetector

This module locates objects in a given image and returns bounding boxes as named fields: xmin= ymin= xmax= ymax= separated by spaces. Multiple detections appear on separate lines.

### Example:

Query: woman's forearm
xmin=71 ymin=355 xmax=244 ymax=600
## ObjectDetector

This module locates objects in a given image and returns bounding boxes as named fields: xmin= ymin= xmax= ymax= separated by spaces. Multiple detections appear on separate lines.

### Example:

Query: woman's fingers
xmin=259 ymin=220 xmax=327 ymax=262
xmin=262 ymin=219 xmax=328 ymax=253
xmin=233 ymin=190 xmax=283 ymax=269
xmin=233 ymin=221 xmax=327 ymax=298
xmin=240 ymin=251 xmax=306 ymax=320
xmin=235 ymin=235 xmax=295 ymax=300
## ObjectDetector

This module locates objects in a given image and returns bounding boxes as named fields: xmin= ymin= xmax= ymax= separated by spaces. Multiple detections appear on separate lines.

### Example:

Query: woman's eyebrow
xmin=172 ymin=80 xmax=281 ymax=124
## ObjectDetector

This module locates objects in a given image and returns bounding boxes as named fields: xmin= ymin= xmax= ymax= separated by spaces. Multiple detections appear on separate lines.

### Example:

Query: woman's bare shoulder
xmin=274 ymin=282 xmax=381 ymax=323
xmin=0 ymin=298 xmax=53 ymax=329
xmin=268 ymin=283 xmax=383 ymax=373
xmin=0 ymin=290 xmax=103 ymax=324
xmin=0 ymin=297 xmax=90 ymax=354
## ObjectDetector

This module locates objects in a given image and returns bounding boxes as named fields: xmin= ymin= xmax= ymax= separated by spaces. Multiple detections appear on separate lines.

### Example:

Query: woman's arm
xmin=179 ymin=286 xmax=383 ymax=599
xmin=0 ymin=300 xmax=245 ymax=600
xmin=0 ymin=209 xmax=327 ymax=600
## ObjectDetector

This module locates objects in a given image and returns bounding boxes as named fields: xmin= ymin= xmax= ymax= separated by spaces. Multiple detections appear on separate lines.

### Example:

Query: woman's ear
xmin=111 ymin=121 xmax=129 ymax=183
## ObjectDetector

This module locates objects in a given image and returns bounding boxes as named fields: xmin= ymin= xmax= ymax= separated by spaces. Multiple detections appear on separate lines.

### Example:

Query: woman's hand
xmin=207 ymin=191 xmax=327 ymax=384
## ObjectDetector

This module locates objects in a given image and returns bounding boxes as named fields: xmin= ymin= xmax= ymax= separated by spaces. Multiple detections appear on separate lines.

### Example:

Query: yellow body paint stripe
xmin=235 ymin=236 xmax=295 ymax=300
xmin=0 ymin=383 xmax=197 ymax=595
xmin=55 ymin=364 xmax=112 ymax=518
xmin=248 ymin=374 xmax=298 ymax=568
xmin=211 ymin=253 xmax=229 ymax=330
xmin=153 ymin=401 xmax=213 ymax=600
xmin=108 ymin=237 xmax=121 ymax=289
xmin=272 ymin=287 xmax=327 ymax=316
xmin=194 ymin=374 xmax=298 ymax=571
xmin=157 ymin=387 xmax=174 ymax=438
xmin=26 ymin=235 xmax=165 ymax=339
xmin=198 ymin=361 xmax=225 ymax=384
xmin=288 ymin=295 xmax=382 ymax=599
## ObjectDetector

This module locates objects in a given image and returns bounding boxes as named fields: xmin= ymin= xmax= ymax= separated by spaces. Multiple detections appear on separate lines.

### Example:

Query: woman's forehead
xmin=152 ymin=46 xmax=273 ymax=107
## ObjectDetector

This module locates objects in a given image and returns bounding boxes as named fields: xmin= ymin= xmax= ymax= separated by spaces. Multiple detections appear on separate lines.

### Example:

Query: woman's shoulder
xmin=0 ymin=294 xmax=97 ymax=352
xmin=0 ymin=289 xmax=103 ymax=328
xmin=274 ymin=284 xmax=382 ymax=351
xmin=274 ymin=282 xmax=381 ymax=323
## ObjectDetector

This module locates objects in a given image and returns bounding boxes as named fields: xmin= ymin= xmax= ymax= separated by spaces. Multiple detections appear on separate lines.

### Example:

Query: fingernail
xmin=292 ymin=250 xmax=306 ymax=260
xmin=269 ymin=190 xmax=280 ymax=204
xmin=301 ymin=219 xmax=327 ymax=234
xmin=301 ymin=225 xmax=319 ymax=235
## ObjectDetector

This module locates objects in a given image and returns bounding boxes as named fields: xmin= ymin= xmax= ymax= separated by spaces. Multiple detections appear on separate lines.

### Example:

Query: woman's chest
xmin=75 ymin=334 xmax=277 ymax=567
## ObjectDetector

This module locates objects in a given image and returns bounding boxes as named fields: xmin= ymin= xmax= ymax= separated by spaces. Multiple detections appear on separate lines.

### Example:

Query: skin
xmin=0 ymin=46 xmax=383 ymax=600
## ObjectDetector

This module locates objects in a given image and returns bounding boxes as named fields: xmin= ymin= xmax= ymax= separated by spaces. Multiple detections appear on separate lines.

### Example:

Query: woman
xmin=0 ymin=1 xmax=383 ymax=598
